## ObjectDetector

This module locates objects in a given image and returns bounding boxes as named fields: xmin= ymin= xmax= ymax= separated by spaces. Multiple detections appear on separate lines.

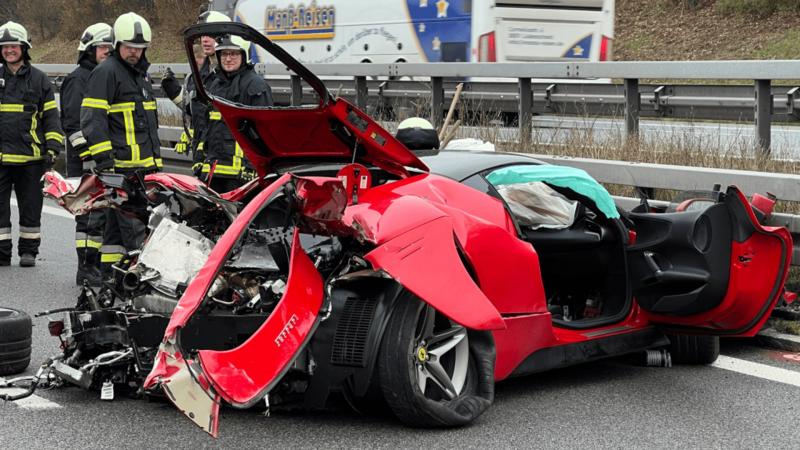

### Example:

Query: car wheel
xmin=0 ymin=307 xmax=32 ymax=376
xmin=668 ymin=334 xmax=719 ymax=365
xmin=378 ymin=292 xmax=495 ymax=427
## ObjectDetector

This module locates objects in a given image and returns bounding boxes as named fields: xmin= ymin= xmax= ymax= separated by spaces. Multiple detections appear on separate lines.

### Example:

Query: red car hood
xmin=185 ymin=21 xmax=429 ymax=179
xmin=214 ymin=97 xmax=428 ymax=179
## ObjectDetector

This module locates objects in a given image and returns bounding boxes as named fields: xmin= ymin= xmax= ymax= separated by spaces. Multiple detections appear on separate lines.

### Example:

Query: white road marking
xmin=1 ymin=388 xmax=63 ymax=410
xmin=712 ymin=355 xmax=800 ymax=388
xmin=10 ymin=198 xmax=74 ymax=220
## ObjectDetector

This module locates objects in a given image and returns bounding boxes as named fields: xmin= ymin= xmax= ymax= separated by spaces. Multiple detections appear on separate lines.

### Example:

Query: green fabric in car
xmin=485 ymin=165 xmax=620 ymax=219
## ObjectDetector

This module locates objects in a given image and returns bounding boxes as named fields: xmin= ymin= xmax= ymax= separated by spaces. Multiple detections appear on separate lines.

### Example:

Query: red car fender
xmin=197 ymin=230 xmax=324 ymax=407
xmin=365 ymin=216 xmax=506 ymax=331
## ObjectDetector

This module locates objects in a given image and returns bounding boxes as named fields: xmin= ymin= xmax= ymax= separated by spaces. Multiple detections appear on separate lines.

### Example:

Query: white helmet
xmin=0 ymin=21 xmax=32 ymax=49
xmin=78 ymin=23 xmax=113 ymax=53
xmin=198 ymin=10 xmax=231 ymax=24
xmin=113 ymin=12 xmax=152 ymax=49
xmin=215 ymin=35 xmax=252 ymax=64
xmin=396 ymin=117 xmax=440 ymax=150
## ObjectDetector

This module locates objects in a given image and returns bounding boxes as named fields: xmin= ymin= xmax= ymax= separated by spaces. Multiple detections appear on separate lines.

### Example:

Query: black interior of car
xmin=627 ymin=204 xmax=732 ymax=316
xmin=523 ymin=207 xmax=630 ymax=327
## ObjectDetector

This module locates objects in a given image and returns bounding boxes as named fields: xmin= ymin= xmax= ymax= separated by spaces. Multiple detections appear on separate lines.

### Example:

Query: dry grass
xmin=771 ymin=318 xmax=800 ymax=335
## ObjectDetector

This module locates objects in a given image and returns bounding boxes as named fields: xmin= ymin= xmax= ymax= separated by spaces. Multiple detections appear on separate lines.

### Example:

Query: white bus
xmin=225 ymin=0 xmax=615 ymax=64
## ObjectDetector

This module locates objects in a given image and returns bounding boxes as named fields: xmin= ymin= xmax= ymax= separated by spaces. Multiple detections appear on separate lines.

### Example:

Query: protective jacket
xmin=80 ymin=52 xmax=161 ymax=171
xmin=60 ymin=56 xmax=96 ymax=176
xmin=179 ymin=57 xmax=216 ymax=161
xmin=198 ymin=65 xmax=272 ymax=178
xmin=0 ymin=63 xmax=63 ymax=165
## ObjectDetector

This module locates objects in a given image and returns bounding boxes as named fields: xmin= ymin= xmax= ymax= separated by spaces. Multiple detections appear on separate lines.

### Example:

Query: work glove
xmin=174 ymin=140 xmax=187 ymax=155
xmin=192 ymin=162 xmax=204 ymax=179
xmin=44 ymin=150 xmax=58 ymax=170
xmin=240 ymin=168 xmax=257 ymax=182
xmin=174 ymin=130 xmax=192 ymax=155
xmin=161 ymin=68 xmax=182 ymax=102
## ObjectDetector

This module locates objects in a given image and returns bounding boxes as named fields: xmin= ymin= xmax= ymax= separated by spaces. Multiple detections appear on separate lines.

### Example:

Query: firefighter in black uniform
xmin=197 ymin=34 xmax=273 ymax=193
xmin=80 ymin=12 xmax=161 ymax=277
xmin=0 ymin=21 xmax=64 ymax=267
xmin=161 ymin=10 xmax=231 ymax=176
xmin=60 ymin=22 xmax=113 ymax=284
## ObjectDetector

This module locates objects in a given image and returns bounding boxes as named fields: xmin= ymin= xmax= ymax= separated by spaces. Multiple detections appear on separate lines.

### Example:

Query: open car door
xmin=627 ymin=186 xmax=792 ymax=337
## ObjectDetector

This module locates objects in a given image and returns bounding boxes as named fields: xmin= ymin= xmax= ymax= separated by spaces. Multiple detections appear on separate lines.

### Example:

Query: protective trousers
xmin=0 ymin=163 xmax=44 ymax=262
xmin=99 ymin=208 xmax=146 ymax=278
xmin=75 ymin=210 xmax=105 ymax=282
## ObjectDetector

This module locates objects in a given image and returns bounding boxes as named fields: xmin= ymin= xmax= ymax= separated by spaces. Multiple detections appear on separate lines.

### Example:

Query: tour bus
xmin=224 ymin=0 xmax=615 ymax=64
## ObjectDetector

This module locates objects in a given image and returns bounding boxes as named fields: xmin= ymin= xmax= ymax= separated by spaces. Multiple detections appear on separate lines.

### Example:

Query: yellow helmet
xmin=0 ymin=21 xmax=32 ymax=49
xmin=113 ymin=12 xmax=152 ymax=49
xmin=78 ymin=23 xmax=113 ymax=53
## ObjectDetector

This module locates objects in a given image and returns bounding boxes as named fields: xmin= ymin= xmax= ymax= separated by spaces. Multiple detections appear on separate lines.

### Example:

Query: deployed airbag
xmin=486 ymin=165 xmax=619 ymax=219
xmin=496 ymin=182 xmax=578 ymax=229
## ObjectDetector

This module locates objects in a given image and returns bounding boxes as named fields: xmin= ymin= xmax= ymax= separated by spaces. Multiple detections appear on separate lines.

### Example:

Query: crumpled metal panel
xmin=365 ymin=216 xmax=505 ymax=331
xmin=137 ymin=217 xmax=215 ymax=296
xmin=42 ymin=172 xmax=111 ymax=215
xmin=150 ymin=343 xmax=221 ymax=436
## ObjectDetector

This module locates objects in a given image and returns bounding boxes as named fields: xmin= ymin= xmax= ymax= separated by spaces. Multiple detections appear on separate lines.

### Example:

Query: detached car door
xmin=627 ymin=186 xmax=792 ymax=336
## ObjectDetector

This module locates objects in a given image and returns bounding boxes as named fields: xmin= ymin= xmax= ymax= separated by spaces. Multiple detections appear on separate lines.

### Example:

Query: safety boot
xmin=19 ymin=254 xmax=36 ymax=267
xmin=76 ymin=266 xmax=103 ymax=287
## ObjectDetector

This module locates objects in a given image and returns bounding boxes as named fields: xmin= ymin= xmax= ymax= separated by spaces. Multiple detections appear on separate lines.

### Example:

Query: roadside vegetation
xmin=0 ymin=0 xmax=205 ymax=63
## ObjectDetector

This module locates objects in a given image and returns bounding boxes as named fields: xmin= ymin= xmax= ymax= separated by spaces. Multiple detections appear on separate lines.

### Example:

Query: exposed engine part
xmin=52 ymin=359 xmax=93 ymax=389
xmin=644 ymin=349 xmax=672 ymax=367
xmin=132 ymin=292 xmax=180 ymax=315
xmin=134 ymin=217 xmax=215 ymax=296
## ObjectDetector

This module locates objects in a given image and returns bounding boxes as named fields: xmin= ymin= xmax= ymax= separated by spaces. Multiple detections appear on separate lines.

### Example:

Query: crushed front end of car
xmin=33 ymin=171 xmax=247 ymax=400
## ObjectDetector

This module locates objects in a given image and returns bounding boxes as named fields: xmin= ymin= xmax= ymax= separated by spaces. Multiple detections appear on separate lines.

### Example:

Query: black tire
xmin=668 ymin=334 xmax=719 ymax=365
xmin=0 ymin=307 xmax=32 ymax=376
xmin=378 ymin=293 xmax=495 ymax=427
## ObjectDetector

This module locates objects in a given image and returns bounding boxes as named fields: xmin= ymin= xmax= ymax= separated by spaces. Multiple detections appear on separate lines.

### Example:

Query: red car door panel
xmin=629 ymin=186 xmax=791 ymax=336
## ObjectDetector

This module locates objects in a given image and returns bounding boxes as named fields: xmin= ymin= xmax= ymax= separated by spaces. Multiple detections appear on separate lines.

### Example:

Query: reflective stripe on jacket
xmin=0 ymin=63 xmax=64 ymax=165
xmin=80 ymin=53 xmax=162 ymax=171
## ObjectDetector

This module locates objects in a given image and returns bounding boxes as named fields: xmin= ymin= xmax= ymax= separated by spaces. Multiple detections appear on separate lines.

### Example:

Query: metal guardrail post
xmin=290 ymin=75 xmax=303 ymax=106
xmin=431 ymin=77 xmax=444 ymax=128
xmin=355 ymin=76 xmax=368 ymax=109
xmin=518 ymin=78 xmax=533 ymax=144
xmin=755 ymin=79 xmax=772 ymax=154
xmin=624 ymin=78 xmax=640 ymax=137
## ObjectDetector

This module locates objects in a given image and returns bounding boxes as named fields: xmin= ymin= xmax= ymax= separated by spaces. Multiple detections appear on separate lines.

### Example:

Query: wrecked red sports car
xmin=31 ymin=22 xmax=792 ymax=436
xmin=140 ymin=22 xmax=792 ymax=434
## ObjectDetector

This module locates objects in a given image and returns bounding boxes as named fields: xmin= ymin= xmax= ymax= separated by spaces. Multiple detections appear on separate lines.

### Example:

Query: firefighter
xmin=161 ymin=10 xmax=231 ymax=176
xmin=171 ymin=42 xmax=204 ymax=155
xmin=197 ymin=34 xmax=273 ymax=193
xmin=60 ymin=23 xmax=113 ymax=285
xmin=0 ymin=22 xmax=64 ymax=267
xmin=80 ymin=12 xmax=161 ymax=278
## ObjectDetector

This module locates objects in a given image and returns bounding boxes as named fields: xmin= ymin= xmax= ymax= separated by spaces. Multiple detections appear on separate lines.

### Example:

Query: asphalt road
xmin=1 ymin=204 xmax=799 ymax=449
